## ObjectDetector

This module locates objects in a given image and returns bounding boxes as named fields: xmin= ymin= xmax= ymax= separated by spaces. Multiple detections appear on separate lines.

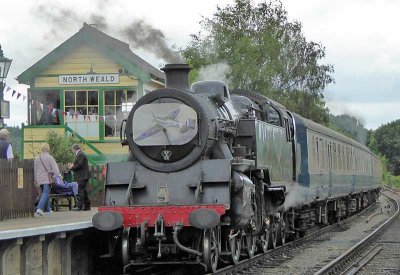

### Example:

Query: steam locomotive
xmin=92 ymin=64 xmax=381 ymax=273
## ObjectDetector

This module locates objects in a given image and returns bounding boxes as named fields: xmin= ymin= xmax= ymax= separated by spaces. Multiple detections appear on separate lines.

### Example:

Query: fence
xmin=0 ymin=159 xmax=35 ymax=221
xmin=0 ymin=159 xmax=105 ymax=221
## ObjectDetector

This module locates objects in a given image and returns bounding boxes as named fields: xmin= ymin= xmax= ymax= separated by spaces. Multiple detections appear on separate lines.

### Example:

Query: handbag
xmin=39 ymin=156 xmax=55 ymax=184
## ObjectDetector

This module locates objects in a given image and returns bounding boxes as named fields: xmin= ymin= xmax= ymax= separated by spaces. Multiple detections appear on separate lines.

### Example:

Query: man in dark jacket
xmin=69 ymin=144 xmax=91 ymax=211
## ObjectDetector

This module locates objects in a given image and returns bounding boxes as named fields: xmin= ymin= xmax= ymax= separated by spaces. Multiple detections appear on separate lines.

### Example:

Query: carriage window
xmin=267 ymin=106 xmax=281 ymax=126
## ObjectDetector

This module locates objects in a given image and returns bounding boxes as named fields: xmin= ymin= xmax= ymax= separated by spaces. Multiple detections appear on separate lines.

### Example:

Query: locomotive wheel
xmin=245 ymin=234 xmax=257 ymax=258
xmin=121 ymin=227 xmax=133 ymax=267
xmin=277 ymin=214 xmax=286 ymax=246
xmin=203 ymin=228 xmax=219 ymax=273
xmin=258 ymin=228 xmax=270 ymax=253
xmin=268 ymin=218 xmax=278 ymax=249
xmin=228 ymin=234 xmax=241 ymax=265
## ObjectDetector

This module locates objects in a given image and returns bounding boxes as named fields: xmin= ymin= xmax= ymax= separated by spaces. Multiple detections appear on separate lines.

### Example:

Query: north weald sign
xmin=59 ymin=74 xmax=120 ymax=85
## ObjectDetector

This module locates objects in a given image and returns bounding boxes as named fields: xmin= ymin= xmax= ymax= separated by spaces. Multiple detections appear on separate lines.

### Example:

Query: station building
xmin=17 ymin=23 xmax=165 ymax=164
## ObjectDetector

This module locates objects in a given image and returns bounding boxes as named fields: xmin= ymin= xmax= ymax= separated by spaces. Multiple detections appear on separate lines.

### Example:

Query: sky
xmin=0 ymin=0 xmax=399 ymax=130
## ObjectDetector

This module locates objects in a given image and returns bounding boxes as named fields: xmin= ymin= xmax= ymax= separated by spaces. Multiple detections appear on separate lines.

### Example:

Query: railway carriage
xmin=92 ymin=64 xmax=381 ymax=273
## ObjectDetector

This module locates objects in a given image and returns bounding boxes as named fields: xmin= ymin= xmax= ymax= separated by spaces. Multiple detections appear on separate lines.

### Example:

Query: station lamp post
xmin=0 ymin=45 xmax=13 ymax=128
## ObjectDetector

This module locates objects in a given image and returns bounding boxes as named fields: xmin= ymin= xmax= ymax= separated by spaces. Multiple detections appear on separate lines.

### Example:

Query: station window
xmin=29 ymin=90 xmax=60 ymax=125
xmin=64 ymin=90 xmax=99 ymax=139
xmin=65 ymin=90 xmax=99 ymax=116
xmin=104 ymin=90 xmax=137 ymax=138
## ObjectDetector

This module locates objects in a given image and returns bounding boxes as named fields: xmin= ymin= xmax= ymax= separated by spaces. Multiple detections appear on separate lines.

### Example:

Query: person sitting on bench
xmin=53 ymin=175 xmax=78 ymax=197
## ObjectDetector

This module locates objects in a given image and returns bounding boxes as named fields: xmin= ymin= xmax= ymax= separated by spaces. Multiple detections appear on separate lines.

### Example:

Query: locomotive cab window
xmin=266 ymin=105 xmax=282 ymax=126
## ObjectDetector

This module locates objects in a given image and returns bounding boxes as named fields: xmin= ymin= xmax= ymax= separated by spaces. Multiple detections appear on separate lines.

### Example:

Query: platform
xmin=0 ymin=208 xmax=97 ymax=240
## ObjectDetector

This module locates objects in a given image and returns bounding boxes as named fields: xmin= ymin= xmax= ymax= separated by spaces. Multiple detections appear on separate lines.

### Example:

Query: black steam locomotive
xmin=92 ymin=64 xmax=381 ymax=273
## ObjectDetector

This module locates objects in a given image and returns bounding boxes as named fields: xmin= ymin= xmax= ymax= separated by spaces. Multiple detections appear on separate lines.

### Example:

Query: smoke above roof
xmin=120 ymin=20 xmax=183 ymax=64
xmin=31 ymin=2 xmax=183 ymax=64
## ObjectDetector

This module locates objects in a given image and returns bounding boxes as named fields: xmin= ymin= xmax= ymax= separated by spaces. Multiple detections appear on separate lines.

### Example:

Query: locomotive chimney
xmin=161 ymin=64 xmax=191 ymax=92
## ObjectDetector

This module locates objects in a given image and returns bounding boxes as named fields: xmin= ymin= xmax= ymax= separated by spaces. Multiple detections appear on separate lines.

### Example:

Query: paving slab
xmin=0 ymin=208 xmax=97 ymax=240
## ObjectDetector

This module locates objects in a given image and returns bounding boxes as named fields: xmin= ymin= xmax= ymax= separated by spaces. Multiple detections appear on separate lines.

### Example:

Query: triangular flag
xmin=75 ymin=113 xmax=79 ymax=119
xmin=88 ymin=115 xmax=91 ymax=121
xmin=5 ymin=87 xmax=11 ymax=93
xmin=12 ymin=90 xmax=16 ymax=97
xmin=17 ymin=93 xmax=21 ymax=99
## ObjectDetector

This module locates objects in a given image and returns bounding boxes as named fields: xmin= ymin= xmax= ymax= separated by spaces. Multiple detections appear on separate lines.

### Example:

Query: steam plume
xmin=120 ymin=20 xmax=183 ymax=64
xmin=284 ymin=183 xmax=311 ymax=210
xmin=197 ymin=63 xmax=231 ymax=83
xmin=31 ymin=4 xmax=183 ymax=64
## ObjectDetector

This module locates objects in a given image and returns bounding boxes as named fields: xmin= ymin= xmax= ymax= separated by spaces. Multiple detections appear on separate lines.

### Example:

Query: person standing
xmin=69 ymin=144 xmax=91 ymax=211
xmin=34 ymin=143 xmax=61 ymax=217
xmin=0 ymin=128 xmax=14 ymax=160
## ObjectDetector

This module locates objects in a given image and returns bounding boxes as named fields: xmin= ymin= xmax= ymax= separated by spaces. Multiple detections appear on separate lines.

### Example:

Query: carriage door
xmin=286 ymin=111 xmax=297 ymax=181
xmin=328 ymin=142 xmax=333 ymax=194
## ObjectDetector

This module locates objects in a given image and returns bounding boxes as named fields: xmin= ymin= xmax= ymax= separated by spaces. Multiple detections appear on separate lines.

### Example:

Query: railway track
xmin=212 ymin=197 xmax=385 ymax=275
xmin=314 ymin=188 xmax=399 ymax=275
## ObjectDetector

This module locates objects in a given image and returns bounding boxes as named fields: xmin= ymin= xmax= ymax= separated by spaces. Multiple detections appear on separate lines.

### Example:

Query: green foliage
xmin=366 ymin=129 xmax=379 ymax=155
xmin=5 ymin=126 xmax=22 ymax=159
xmin=182 ymin=0 xmax=334 ymax=125
xmin=371 ymin=119 xmax=400 ymax=176
xmin=380 ymin=155 xmax=400 ymax=187
xmin=329 ymin=114 xmax=367 ymax=144
xmin=45 ymin=130 xmax=80 ymax=164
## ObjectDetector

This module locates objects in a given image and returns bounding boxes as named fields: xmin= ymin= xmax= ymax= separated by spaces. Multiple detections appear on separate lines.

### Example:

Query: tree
xmin=329 ymin=114 xmax=368 ymax=145
xmin=182 ymin=0 xmax=334 ymax=124
xmin=45 ymin=130 xmax=80 ymax=164
xmin=372 ymin=119 xmax=400 ymax=175
xmin=6 ymin=125 xmax=22 ymax=159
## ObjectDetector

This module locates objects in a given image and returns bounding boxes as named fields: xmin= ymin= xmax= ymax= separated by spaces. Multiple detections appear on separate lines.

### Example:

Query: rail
xmin=314 ymin=189 xmax=400 ymax=275
xmin=213 ymin=201 xmax=378 ymax=275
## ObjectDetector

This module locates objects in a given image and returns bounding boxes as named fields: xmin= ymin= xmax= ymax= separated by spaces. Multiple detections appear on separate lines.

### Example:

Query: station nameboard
xmin=59 ymin=74 xmax=120 ymax=85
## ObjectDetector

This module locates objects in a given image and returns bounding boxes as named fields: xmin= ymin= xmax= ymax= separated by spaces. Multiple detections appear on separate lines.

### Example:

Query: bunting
xmin=2 ymin=84 xmax=129 ymax=122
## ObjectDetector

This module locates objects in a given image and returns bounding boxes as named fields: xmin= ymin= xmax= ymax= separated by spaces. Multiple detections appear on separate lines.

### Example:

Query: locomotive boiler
xmin=92 ymin=64 xmax=381 ymax=273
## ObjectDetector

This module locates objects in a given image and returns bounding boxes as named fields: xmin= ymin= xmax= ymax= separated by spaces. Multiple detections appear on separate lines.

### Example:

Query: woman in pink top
xmin=34 ymin=143 xmax=61 ymax=217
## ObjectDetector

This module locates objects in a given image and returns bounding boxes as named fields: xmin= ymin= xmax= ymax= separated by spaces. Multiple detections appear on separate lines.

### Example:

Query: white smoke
xmin=284 ymin=183 xmax=312 ymax=210
xmin=197 ymin=63 xmax=231 ymax=83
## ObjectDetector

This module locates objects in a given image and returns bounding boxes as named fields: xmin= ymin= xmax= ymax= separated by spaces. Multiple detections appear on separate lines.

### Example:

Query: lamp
xmin=0 ymin=45 xmax=12 ymax=128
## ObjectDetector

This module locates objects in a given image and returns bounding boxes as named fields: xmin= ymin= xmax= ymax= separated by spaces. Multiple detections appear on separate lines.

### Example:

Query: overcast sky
xmin=0 ymin=0 xmax=399 ymax=129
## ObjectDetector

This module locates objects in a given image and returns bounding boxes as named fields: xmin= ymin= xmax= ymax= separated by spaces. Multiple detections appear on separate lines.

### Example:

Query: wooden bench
xmin=49 ymin=193 xmax=75 ymax=211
